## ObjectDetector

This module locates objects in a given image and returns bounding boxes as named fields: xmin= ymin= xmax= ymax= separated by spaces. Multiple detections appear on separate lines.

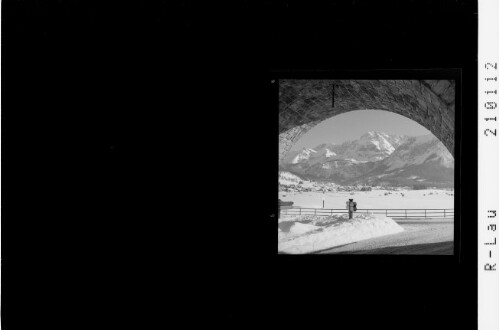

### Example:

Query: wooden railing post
xmin=444 ymin=209 xmax=446 ymax=218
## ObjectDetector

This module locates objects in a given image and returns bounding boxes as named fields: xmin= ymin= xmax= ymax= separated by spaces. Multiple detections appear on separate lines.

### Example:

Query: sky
xmin=291 ymin=110 xmax=432 ymax=151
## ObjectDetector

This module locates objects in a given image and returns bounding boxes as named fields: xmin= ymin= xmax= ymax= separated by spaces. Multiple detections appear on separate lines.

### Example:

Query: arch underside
xmin=279 ymin=80 xmax=455 ymax=162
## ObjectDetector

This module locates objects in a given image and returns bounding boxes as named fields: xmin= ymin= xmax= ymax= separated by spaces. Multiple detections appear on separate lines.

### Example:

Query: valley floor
xmin=279 ymin=189 xmax=454 ymax=209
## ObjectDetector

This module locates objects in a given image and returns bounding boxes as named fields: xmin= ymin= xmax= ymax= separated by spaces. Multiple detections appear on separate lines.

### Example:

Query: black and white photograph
xmin=278 ymin=79 xmax=456 ymax=254
xmin=2 ymin=0 xmax=486 ymax=329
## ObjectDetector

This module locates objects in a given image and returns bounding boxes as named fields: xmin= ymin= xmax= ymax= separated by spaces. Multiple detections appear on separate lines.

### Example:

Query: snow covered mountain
xmin=341 ymin=131 xmax=407 ymax=161
xmin=289 ymin=148 xmax=318 ymax=164
xmin=381 ymin=135 xmax=453 ymax=171
xmin=284 ymin=131 xmax=408 ymax=165
xmin=353 ymin=135 xmax=454 ymax=187
xmin=280 ymin=132 xmax=454 ymax=187
xmin=279 ymin=171 xmax=304 ymax=185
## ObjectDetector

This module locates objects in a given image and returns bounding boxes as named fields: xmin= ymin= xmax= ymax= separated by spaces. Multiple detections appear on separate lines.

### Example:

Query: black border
xmin=1 ymin=0 xmax=479 ymax=328
xmin=266 ymin=65 xmax=477 ymax=329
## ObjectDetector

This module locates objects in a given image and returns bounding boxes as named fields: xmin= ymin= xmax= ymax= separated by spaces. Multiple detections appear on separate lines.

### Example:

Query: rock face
xmin=278 ymin=80 xmax=455 ymax=163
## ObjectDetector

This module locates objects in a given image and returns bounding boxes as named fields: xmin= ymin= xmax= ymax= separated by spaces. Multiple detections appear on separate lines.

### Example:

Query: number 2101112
xmin=484 ymin=63 xmax=497 ymax=137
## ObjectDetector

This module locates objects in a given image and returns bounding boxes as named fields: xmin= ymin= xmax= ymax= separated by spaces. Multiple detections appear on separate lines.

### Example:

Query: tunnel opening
xmin=277 ymin=79 xmax=456 ymax=255
xmin=279 ymin=110 xmax=454 ymax=190
xmin=279 ymin=79 xmax=455 ymax=163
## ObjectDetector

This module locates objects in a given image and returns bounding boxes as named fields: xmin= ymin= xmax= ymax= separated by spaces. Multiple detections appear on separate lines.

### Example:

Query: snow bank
xmin=278 ymin=214 xmax=404 ymax=254
xmin=278 ymin=221 xmax=321 ymax=240
xmin=289 ymin=222 xmax=320 ymax=234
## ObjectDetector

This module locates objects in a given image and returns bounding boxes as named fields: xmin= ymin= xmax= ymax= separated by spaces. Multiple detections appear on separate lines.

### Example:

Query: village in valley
xmin=279 ymin=170 xmax=453 ymax=195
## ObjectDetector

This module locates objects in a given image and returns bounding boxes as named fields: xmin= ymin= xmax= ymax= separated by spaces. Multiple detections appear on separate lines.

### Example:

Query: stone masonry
xmin=279 ymin=80 xmax=455 ymax=162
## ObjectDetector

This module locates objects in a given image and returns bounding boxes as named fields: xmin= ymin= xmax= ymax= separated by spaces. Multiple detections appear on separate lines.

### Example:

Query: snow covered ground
xmin=278 ymin=214 xmax=405 ymax=254
xmin=278 ymin=189 xmax=454 ymax=209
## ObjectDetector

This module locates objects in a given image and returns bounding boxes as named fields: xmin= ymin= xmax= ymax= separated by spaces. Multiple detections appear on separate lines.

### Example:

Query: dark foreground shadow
xmin=329 ymin=241 xmax=454 ymax=255
xmin=278 ymin=241 xmax=454 ymax=255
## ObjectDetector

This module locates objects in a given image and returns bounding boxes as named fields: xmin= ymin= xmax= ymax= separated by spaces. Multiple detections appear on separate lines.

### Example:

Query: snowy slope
xmin=279 ymin=171 xmax=304 ymax=185
xmin=382 ymin=135 xmax=454 ymax=171
xmin=352 ymin=135 xmax=454 ymax=187
xmin=289 ymin=148 xmax=317 ymax=164
xmin=278 ymin=213 xmax=405 ymax=254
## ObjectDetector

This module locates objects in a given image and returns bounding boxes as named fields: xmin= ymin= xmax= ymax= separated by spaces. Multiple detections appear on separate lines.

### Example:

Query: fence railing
xmin=280 ymin=208 xmax=454 ymax=219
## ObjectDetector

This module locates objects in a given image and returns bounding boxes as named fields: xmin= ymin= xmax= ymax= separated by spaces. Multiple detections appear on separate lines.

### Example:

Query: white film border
xmin=479 ymin=0 xmax=499 ymax=329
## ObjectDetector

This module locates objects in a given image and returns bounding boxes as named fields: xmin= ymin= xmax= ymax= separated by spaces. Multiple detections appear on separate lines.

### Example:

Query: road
xmin=315 ymin=219 xmax=454 ymax=254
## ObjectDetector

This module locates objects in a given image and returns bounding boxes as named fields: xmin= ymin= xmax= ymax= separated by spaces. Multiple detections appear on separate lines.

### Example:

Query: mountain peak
xmin=361 ymin=131 xmax=387 ymax=139
xmin=280 ymin=132 xmax=453 ymax=187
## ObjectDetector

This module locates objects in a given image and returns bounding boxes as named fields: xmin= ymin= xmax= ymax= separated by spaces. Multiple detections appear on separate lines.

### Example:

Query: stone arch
xmin=279 ymin=80 xmax=455 ymax=162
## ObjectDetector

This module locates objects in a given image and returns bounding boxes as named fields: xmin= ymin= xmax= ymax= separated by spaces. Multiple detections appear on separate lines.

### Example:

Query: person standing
xmin=322 ymin=189 xmax=326 ymax=208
